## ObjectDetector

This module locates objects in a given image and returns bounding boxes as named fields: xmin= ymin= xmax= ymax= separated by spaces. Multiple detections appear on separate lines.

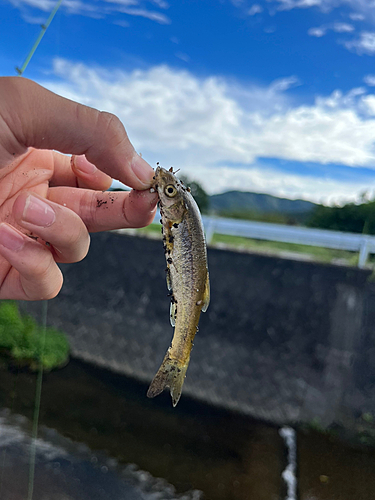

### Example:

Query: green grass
xmin=210 ymin=233 xmax=360 ymax=265
xmin=131 ymin=223 xmax=361 ymax=266
xmin=136 ymin=223 xmax=163 ymax=236
xmin=0 ymin=301 xmax=69 ymax=370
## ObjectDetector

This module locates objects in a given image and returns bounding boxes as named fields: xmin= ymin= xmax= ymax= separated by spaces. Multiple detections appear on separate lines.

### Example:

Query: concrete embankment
xmin=21 ymin=231 xmax=375 ymax=428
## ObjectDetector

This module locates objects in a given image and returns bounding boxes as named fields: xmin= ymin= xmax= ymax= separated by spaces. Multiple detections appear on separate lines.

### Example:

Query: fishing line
xmin=16 ymin=0 xmax=63 ymax=76
xmin=8 ymin=1 xmax=63 ymax=497
xmin=12 ymin=1 xmax=62 ymax=493
xmin=27 ymin=300 xmax=48 ymax=500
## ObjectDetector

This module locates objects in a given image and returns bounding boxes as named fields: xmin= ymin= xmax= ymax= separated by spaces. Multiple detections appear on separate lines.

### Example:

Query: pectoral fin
xmin=170 ymin=300 xmax=177 ymax=327
xmin=166 ymin=267 xmax=172 ymax=291
xmin=202 ymin=272 xmax=210 ymax=313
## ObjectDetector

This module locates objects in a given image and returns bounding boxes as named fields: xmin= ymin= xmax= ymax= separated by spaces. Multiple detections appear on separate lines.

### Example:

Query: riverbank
xmin=20 ymin=231 xmax=375 ymax=431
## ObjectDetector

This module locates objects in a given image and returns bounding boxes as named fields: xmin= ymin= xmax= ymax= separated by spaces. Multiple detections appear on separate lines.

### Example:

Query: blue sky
xmin=2 ymin=0 xmax=375 ymax=204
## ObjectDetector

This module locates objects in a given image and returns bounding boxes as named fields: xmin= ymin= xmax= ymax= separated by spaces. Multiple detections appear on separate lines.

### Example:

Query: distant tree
xmin=219 ymin=209 xmax=291 ymax=225
xmin=179 ymin=176 xmax=210 ymax=213
xmin=307 ymin=199 xmax=375 ymax=234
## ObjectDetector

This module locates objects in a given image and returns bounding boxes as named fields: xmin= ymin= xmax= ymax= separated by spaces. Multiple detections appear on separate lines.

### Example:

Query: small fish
xmin=147 ymin=165 xmax=210 ymax=406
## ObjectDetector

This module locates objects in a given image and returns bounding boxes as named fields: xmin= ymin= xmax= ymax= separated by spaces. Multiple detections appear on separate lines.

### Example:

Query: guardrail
xmin=154 ymin=211 xmax=375 ymax=268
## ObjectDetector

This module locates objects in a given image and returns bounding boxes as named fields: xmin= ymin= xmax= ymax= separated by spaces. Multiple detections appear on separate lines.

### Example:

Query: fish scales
xmin=147 ymin=166 xmax=210 ymax=406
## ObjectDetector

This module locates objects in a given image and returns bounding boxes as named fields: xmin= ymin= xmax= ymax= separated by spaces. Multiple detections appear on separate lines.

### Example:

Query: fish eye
xmin=164 ymin=184 xmax=178 ymax=198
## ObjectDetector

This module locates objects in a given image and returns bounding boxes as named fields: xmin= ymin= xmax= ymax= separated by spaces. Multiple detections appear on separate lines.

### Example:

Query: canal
xmin=1 ymin=358 xmax=375 ymax=500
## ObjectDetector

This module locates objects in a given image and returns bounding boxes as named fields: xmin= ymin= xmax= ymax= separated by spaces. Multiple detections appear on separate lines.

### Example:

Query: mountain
xmin=209 ymin=191 xmax=317 ymax=215
xmin=110 ymin=186 xmax=318 ymax=223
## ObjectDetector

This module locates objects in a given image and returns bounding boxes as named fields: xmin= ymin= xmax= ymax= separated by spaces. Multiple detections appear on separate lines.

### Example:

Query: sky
xmin=2 ymin=0 xmax=375 ymax=204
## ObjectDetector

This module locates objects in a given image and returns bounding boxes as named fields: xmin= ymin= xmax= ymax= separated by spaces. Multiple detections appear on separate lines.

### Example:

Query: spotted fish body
xmin=147 ymin=166 xmax=210 ymax=407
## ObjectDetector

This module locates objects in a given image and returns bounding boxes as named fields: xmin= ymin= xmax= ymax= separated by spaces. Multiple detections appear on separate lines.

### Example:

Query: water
xmin=279 ymin=427 xmax=297 ymax=500
xmin=1 ymin=359 xmax=375 ymax=499
xmin=0 ymin=409 xmax=201 ymax=500
xmin=0 ymin=359 xmax=283 ymax=500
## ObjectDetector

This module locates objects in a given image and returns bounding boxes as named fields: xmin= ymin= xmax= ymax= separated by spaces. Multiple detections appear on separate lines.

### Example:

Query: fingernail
xmin=131 ymin=153 xmax=154 ymax=187
xmin=22 ymin=195 xmax=56 ymax=227
xmin=72 ymin=155 xmax=97 ymax=175
xmin=0 ymin=224 xmax=25 ymax=252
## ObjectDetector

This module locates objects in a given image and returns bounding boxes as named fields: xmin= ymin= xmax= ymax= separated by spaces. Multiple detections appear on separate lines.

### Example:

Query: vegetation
xmin=0 ymin=301 xmax=69 ymax=370
xmin=307 ymin=196 xmax=375 ymax=235
xmin=131 ymin=184 xmax=375 ymax=265
xmin=210 ymin=233 xmax=359 ymax=265
xmin=179 ymin=175 xmax=210 ymax=213
xmin=217 ymin=209 xmax=299 ymax=225
xmin=133 ymin=223 xmax=359 ymax=265
xmin=209 ymin=190 xmax=316 ymax=221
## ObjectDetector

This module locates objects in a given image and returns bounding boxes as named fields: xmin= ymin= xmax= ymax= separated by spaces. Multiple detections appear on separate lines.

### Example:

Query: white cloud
xmin=8 ymin=0 xmax=55 ymax=11
xmin=308 ymin=22 xmax=354 ymax=38
xmin=361 ymin=95 xmax=375 ymax=116
xmin=273 ymin=0 xmax=375 ymax=24
xmin=6 ymin=0 xmax=171 ymax=23
xmin=248 ymin=4 xmax=263 ymax=15
xmin=20 ymin=12 xmax=47 ymax=23
xmin=112 ymin=7 xmax=170 ymax=23
xmin=150 ymin=0 xmax=169 ymax=8
xmin=9 ymin=0 xmax=103 ymax=15
xmin=308 ymin=26 xmax=327 ymax=37
xmin=269 ymin=76 xmax=301 ymax=92
xmin=39 ymin=59 xmax=375 ymax=203
xmin=104 ymin=0 xmax=139 ymax=6
xmin=275 ymin=0 xmax=325 ymax=10
xmin=175 ymin=52 xmax=190 ymax=62
xmin=349 ymin=12 xmax=365 ymax=21
xmin=345 ymin=31 xmax=375 ymax=55
xmin=332 ymin=22 xmax=354 ymax=32
xmin=186 ymin=165 xmax=375 ymax=205
xmin=112 ymin=162 xmax=375 ymax=205
xmin=364 ymin=74 xmax=375 ymax=86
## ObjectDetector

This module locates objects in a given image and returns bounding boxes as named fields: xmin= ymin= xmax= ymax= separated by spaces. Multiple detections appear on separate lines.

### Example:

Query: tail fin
xmin=147 ymin=351 xmax=189 ymax=407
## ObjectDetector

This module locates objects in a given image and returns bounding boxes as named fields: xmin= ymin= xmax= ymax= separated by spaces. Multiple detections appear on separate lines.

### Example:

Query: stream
xmin=0 ymin=359 xmax=375 ymax=500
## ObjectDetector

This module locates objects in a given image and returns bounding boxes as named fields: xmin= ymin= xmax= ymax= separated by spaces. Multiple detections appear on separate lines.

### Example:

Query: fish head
xmin=154 ymin=166 xmax=186 ymax=221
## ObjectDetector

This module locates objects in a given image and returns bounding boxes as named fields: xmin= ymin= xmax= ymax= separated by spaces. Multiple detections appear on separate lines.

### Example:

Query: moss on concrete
xmin=0 ymin=301 xmax=69 ymax=370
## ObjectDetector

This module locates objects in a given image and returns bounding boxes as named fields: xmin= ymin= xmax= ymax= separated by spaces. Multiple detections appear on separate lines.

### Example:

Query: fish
xmin=147 ymin=165 xmax=210 ymax=407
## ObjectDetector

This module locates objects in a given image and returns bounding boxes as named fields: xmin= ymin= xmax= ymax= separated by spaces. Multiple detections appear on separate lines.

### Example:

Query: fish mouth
xmin=154 ymin=165 xmax=168 ymax=185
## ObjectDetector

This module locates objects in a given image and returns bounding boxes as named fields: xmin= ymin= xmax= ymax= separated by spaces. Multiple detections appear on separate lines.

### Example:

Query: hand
xmin=0 ymin=77 xmax=158 ymax=300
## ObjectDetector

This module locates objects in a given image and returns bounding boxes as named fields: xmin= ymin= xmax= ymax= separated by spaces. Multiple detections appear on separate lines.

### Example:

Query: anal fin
xmin=201 ymin=271 xmax=210 ymax=313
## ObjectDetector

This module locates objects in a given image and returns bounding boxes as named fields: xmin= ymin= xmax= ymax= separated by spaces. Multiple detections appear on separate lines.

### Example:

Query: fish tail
xmin=147 ymin=350 xmax=189 ymax=407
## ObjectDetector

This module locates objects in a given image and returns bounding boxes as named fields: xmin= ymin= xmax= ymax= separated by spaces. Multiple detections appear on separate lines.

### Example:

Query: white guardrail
xmin=154 ymin=211 xmax=375 ymax=268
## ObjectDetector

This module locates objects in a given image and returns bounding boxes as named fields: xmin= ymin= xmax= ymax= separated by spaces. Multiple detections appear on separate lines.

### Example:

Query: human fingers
xmin=49 ymin=152 xmax=113 ymax=190
xmin=0 ymin=224 xmax=63 ymax=300
xmin=12 ymin=192 xmax=90 ymax=264
xmin=47 ymin=186 xmax=158 ymax=232
xmin=0 ymin=77 xmax=153 ymax=189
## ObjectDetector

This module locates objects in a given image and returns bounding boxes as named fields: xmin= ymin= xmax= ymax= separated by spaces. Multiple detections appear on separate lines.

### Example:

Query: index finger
xmin=0 ymin=77 xmax=154 ymax=190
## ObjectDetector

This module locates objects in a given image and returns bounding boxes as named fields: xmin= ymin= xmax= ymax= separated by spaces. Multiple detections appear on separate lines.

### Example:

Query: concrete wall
xmin=21 ymin=231 xmax=375 ymax=427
